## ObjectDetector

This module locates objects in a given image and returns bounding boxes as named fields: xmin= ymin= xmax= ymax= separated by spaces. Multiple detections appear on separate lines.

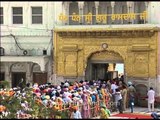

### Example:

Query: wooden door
xmin=33 ymin=72 xmax=47 ymax=85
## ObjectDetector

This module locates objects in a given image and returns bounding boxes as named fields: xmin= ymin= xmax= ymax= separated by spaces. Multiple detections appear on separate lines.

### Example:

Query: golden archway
xmin=87 ymin=50 xmax=124 ymax=63
xmin=54 ymin=27 xmax=157 ymax=80
xmin=85 ymin=50 xmax=124 ymax=80
xmin=54 ymin=27 xmax=159 ymax=104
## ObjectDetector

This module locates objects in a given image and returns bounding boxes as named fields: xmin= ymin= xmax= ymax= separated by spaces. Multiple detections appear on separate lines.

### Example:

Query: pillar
xmin=130 ymin=2 xmax=134 ymax=24
xmin=145 ymin=2 xmax=149 ymax=23
xmin=78 ymin=2 xmax=84 ymax=24
xmin=95 ymin=2 xmax=99 ymax=15
xmin=26 ymin=63 xmax=32 ymax=84
xmin=111 ymin=1 xmax=115 ymax=24
xmin=127 ymin=2 xmax=132 ymax=24
xmin=95 ymin=2 xmax=99 ymax=24
xmin=5 ymin=63 xmax=11 ymax=88
xmin=55 ymin=1 xmax=63 ymax=25
xmin=46 ymin=60 xmax=52 ymax=83
xmin=64 ymin=2 xmax=70 ymax=25
xmin=24 ymin=2 xmax=29 ymax=27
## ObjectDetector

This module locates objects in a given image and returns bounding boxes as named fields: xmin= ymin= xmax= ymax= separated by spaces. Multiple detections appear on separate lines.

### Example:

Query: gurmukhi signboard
xmin=59 ymin=11 xmax=147 ymax=23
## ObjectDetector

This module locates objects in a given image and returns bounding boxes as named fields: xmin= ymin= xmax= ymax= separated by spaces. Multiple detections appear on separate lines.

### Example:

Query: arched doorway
xmin=85 ymin=50 xmax=125 ymax=81
xmin=32 ymin=63 xmax=47 ymax=85
xmin=11 ymin=63 xmax=26 ymax=88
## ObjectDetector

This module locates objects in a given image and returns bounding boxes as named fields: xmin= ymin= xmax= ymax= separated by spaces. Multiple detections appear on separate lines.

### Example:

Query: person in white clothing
xmin=115 ymin=88 xmax=123 ymax=113
xmin=111 ymin=81 xmax=118 ymax=100
xmin=70 ymin=106 xmax=82 ymax=119
xmin=147 ymin=87 xmax=155 ymax=112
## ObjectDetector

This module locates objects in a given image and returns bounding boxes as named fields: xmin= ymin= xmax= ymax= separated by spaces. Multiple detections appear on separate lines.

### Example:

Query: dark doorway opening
xmin=12 ymin=72 xmax=26 ymax=88
xmin=33 ymin=72 xmax=47 ymax=85
xmin=91 ymin=63 xmax=109 ymax=80
xmin=0 ymin=72 xmax=5 ymax=81
xmin=85 ymin=51 xmax=124 ymax=82
xmin=91 ymin=63 xmax=118 ymax=81
xmin=0 ymin=72 xmax=5 ymax=88
xmin=85 ymin=62 xmax=124 ymax=82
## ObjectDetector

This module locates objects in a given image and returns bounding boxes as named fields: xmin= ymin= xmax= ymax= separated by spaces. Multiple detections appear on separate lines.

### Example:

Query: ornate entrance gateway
xmin=85 ymin=50 xmax=124 ymax=81
xmin=53 ymin=26 xmax=158 ymax=96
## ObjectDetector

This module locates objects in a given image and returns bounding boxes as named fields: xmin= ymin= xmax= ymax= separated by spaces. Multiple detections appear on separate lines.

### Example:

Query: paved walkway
xmin=93 ymin=106 xmax=160 ymax=119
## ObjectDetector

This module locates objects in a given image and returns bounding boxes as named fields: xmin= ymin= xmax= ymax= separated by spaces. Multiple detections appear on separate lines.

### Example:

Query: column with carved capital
xmin=127 ymin=1 xmax=132 ymax=24
xmin=111 ymin=1 xmax=115 ymax=24
xmin=78 ymin=2 xmax=84 ymax=25
xmin=130 ymin=2 xmax=134 ymax=24
xmin=95 ymin=1 xmax=99 ymax=24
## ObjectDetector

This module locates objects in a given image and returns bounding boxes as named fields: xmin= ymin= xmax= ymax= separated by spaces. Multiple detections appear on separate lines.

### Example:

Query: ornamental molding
xmin=56 ymin=28 xmax=157 ymax=38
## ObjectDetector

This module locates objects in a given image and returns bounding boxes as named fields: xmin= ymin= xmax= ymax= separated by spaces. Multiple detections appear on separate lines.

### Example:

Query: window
xmin=32 ymin=7 xmax=43 ymax=24
xmin=12 ymin=7 xmax=23 ymax=24
xmin=0 ymin=7 xmax=3 ymax=24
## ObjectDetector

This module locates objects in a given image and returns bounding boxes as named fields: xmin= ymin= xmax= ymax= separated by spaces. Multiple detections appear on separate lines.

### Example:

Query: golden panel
xmin=133 ymin=53 xmax=149 ymax=77
xmin=64 ymin=52 xmax=77 ymax=76
xmin=65 ymin=63 xmax=77 ymax=76
xmin=54 ymin=27 xmax=158 ymax=79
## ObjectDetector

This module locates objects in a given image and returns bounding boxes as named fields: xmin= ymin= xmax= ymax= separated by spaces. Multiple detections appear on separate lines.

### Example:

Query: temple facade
xmin=53 ymin=1 xmax=160 ymax=104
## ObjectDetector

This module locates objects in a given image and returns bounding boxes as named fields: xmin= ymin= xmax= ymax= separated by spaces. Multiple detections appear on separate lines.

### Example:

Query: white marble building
xmin=0 ymin=2 xmax=55 ymax=87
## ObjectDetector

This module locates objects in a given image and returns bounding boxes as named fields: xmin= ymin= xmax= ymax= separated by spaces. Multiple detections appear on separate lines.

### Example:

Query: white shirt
xmin=71 ymin=111 xmax=82 ymax=119
xmin=111 ymin=84 xmax=118 ymax=94
xmin=147 ymin=89 xmax=155 ymax=103
xmin=115 ymin=91 xmax=122 ymax=101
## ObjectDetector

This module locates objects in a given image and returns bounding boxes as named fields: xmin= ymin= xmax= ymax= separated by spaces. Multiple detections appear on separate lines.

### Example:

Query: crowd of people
xmin=0 ymin=78 xmax=139 ymax=119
